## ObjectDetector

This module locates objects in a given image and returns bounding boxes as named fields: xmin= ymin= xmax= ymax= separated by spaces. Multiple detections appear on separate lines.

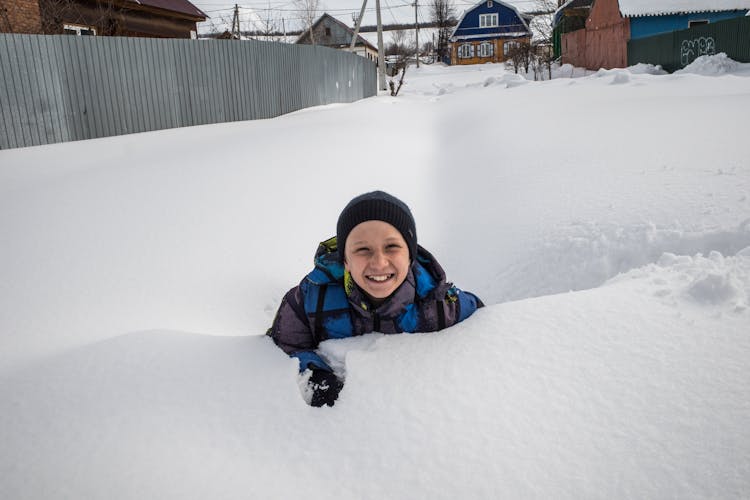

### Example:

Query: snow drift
xmin=1 ymin=58 xmax=749 ymax=499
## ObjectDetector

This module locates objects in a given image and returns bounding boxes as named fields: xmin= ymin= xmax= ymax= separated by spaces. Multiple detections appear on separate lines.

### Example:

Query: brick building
xmin=1 ymin=0 xmax=43 ymax=33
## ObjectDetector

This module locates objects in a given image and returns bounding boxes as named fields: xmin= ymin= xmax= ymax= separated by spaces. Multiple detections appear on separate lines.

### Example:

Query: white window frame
xmin=479 ymin=13 xmax=499 ymax=28
xmin=458 ymin=43 xmax=475 ymax=59
xmin=63 ymin=23 xmax=97 ymax=36
xmin=478 ymin=41 xmax=494 ymax=57
xmin=487 ymin=0 xmax=493 ymax=7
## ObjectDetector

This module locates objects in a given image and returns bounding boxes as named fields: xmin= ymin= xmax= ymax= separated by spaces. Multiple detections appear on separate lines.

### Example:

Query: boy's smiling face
xmin=344 ymin=220 xmax=410 ymax=303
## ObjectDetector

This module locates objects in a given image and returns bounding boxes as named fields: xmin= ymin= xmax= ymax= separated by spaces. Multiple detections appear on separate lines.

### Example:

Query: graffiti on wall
xmin=680 ymin=37 xmax=716 ymax=66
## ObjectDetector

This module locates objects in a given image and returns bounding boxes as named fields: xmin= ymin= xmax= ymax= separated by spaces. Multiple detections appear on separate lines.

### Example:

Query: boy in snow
xmin=268 ymin=191 xmax=483 ymax=407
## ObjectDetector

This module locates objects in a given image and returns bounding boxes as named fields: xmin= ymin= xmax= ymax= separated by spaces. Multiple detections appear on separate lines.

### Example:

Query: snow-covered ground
xmin=1 ymin=57 xmax=749 ymax=499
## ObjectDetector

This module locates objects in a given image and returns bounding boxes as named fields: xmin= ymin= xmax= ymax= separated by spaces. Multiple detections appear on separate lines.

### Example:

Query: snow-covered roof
xmin=554 ymin=0 xmax=594 ymax=18
xmin=297 ymin=13 xmax=377 ymax=51
xmin=618 ymin=0 xmax=750 ymax=17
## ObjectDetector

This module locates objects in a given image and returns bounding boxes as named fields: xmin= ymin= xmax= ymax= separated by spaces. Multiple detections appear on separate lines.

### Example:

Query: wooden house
xmin=296 ymin=13 xmax=378 ymax=62
xmin=0 ymin=0 xmax=207 ymax=38
xmin=562 ymin=0 xmax=750 ymax=69
xmin=448 ymin=0 xmax=532 ymax=65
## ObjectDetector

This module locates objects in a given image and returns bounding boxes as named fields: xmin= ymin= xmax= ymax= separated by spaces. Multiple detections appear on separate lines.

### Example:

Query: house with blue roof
xmin=448 ymin=0 xmax=532 ymax=65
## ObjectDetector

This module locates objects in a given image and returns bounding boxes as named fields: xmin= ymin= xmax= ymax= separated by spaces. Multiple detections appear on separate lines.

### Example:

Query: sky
xmin=193 ymin=0 xmax=544 ymax=35
xmin=1 ymin=57 xmax=749 ymax=498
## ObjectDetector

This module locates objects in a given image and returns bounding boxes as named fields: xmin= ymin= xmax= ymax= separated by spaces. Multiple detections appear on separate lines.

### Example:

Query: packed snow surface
xmin=1 ymin=58 xmax=749 ymax=499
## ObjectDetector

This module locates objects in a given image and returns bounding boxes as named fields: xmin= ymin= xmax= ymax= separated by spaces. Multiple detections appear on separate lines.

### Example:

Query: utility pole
xmin=231 ymin=4 xmax=240 ymax=39
xmin=350 ymin=0 xmax=368 ymax=52
xmin=413 ymin=0 xmax=419 ymax=68
xmin=375 ymin=0 xmax=386 ymax=90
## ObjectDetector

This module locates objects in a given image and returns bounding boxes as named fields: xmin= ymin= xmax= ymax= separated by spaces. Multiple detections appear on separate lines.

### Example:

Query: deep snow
xmin=1 ymin=58 xmax=749 ymax=499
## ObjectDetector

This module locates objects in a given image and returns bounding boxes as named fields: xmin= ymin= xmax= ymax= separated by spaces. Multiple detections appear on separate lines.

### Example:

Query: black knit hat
xmin=337 ymin=191 xmax=417 ymax=262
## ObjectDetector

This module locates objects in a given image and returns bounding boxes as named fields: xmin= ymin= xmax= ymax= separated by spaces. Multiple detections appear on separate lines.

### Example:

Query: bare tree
xmin=384 ymin=30 xmax=412 ymax=95
xmin=528 ymin=0 xmax=557 ymax=80
xmin=295 ymin=0 xmax=320 ymax=45
xmin=505 ymin=41 xmax=532 ymax=74
xmin=421 ymin=39 xmax=435 ymax=62
xmin=205 ymin=10 xmax=237 ymax=38
xmin=388 ymin=65 xmax=406 ymax=96
xmin=534 ymin=42 xmax=554 ymax=80
xmin=258 ymin=3 xmax=281 ymax=41
xmin=528 ymin=0 xmax=556 ymax=45
xmin=386 ymin=30 xmax=412 ymax=59
xmin=429 ymin=0 xmax=455 ymax=63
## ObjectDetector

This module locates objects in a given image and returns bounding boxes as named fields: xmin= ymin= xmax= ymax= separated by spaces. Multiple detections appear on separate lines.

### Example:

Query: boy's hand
xmin=308 ymin=369 xmax=343 ymax=407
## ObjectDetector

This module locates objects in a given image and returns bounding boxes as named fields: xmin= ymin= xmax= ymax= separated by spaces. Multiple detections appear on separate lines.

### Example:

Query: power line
xmin=382 ymin=0 xmax=401 ymax=25
xmin=205 ymin=3 xmax=414 ymax=13
xmin=201 ymin=0 xmax=541 ymax=14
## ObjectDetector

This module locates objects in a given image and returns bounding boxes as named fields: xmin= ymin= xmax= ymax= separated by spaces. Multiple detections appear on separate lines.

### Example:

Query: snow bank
xmin=489 ymin=220 xmax=750 ymax=301
xmin=676 ymin=53 xmax=747 ymax=76
xmin=552 ymin=63 xmax=594 ymax=78
xmin=610 ymin=249 xmax=750 ymax=310
xmin=627 ymin=62 xmax=668 ymax=75
xmin=2 ymin=255 xmax=748 ymax=499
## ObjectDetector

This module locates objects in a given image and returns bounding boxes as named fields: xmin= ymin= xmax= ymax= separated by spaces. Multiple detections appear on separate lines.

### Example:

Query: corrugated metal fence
xmin=628 ymin=16 xmax=750 ymax=72
xmin=0 ymin=34 xmax=377 ymax=150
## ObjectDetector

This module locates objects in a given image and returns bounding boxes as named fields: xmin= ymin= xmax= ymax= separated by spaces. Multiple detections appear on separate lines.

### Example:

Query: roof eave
xmin=621 ymin=8 xmax=748 ymax=18
xmin=125 ymin=0 xmax=207 ymax=21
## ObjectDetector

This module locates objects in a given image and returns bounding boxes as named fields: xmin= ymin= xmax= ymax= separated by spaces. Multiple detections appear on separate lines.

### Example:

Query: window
xmin=325 ymin=27 xmax=331 ymax=36
xmin=457 ymin=43 xmax=475 ymax=58
xmin=688 ymin=19 xmax=708 ymax=28
xmin=478 ymin=41 xmax=494 ymax=57
xmin=479 ymin=13 xmax=498 ymax=28
xmin=487 ymin=0 xmax=493 ymax=6
xmin=503 ymin=40 xmax=519 ymax=56
xmin=64 ymin=24 xmax=96 ymax=36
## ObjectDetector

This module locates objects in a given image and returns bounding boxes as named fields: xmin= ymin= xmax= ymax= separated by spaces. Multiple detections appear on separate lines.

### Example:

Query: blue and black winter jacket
xmin=268 ymin=238 xmax=483 ymax=372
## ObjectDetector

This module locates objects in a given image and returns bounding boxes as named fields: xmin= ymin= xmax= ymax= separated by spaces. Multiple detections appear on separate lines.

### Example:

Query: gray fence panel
xmin=29 ymin=36 xmax=57 ymax=144
xmin=0 ymin=36 xmax=19 ymax=147
xmin=146 ymin=37 xmax=165 ymax=131
xmin=10 ymin=37 xmax=32 ymax=146
xmin=239 ymin=41 xmax=255 ymax=121
xmin=174 ymin=39 xmax=191 ymax=127
xmin=110 ymin=36 xmax=130 ymax=135
xmin=11 ymin=37 xmax=35 ymax=146
xmin=1 ymin=36 xmax=22 ymax=146
xmin=0 ymin=34 xmax=376 ymax=150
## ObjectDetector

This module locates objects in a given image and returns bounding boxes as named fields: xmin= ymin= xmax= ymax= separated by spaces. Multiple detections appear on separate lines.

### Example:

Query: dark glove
xmin=308 ymin=369 xmax=344 ymax=407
